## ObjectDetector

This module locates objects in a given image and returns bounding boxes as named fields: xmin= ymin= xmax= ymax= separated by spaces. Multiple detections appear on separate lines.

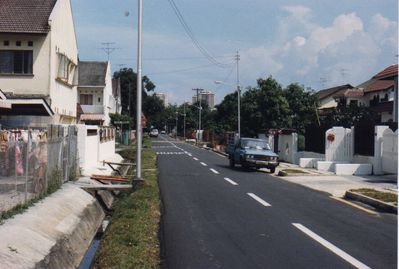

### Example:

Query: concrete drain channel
xmin=78 ymin=165 xmax=131 ymax=268
xmin=78 ymin=217 xmax=110 ymax=269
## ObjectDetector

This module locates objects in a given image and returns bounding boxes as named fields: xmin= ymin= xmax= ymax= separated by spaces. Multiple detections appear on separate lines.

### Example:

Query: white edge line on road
xmin=210 ymin=168 xmax=219 ymax=174
xmin=193 ymin=157 xmax=199 ymax=161
xmin=224 ymin=177 xmax=238 ymax=185
xmin=200 ymin=162 xmax=207 ymax=166
xmin=292 ymin=223 xmax=370 ymax=269
xmin=247 ymin=193 xmax=271 ymax=207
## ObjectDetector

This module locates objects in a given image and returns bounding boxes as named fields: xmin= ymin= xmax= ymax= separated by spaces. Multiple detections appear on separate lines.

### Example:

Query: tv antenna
xmin=98 ymin=42 xmax=119 ymax=61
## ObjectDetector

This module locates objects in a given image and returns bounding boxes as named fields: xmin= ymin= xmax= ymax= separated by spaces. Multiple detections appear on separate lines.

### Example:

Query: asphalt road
xmin=154 ymin=135 xmax=397 ymax=269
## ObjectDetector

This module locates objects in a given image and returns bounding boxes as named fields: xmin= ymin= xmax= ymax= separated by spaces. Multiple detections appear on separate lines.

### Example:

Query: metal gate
xmin=354 ymin=123 xmax=374 ymax=156
xmin=304 ymin=125 xmax=330 ymax=153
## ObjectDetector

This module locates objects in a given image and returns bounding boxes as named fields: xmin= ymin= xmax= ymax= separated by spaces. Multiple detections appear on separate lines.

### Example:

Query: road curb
xmin=345 ymin=190 xmax=397 ymax=214
xmin=212 ymin=149 xmax=228 ymax=157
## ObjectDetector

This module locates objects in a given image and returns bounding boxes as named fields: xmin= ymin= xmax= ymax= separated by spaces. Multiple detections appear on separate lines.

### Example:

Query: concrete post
xmin=373 ymin=125 xmax=389 ymax=175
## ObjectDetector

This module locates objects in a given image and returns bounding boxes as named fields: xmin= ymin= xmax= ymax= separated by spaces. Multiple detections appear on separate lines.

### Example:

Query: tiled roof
xmin=373 ymin=64 xmax=398 ymax=79
xmin=316 ymin=84 xmax=353 ymax=100
xmin=364 ymin=80 xmax=394 ymax=93
xmin=0 ymin=0 xmax=57 ymax=34
xmin=78 ymin=61 xmax=108 ymax=87
xmin=342 ymin=88 xmax=364 ymax=98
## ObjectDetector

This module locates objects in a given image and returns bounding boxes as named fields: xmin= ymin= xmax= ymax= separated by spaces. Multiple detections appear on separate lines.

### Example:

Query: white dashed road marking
xmin=292 ymin=223 xmax=370 ymax=269
xmin=156 ymin=152 xmax=186 ymax=155
xmin=210 ymin=168 xmax=219 ymax=174
xmin=247 ymin=193 xmax=271 ymax=207
xmin=193 ymin=157 xmax=199 ymax=161
xmin=224 ymin=177 xmax=238 ymax=185
xmin=200 ymin=162 xmax=208 ymax=166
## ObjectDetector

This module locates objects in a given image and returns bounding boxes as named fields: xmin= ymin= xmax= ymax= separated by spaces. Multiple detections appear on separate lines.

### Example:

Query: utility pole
xmin=192 ymin=89 xmax=202 ymax=142
xmin=235 ymin=51 xmax=241 ymax=137
xmin=135 ymin=0 xmax=143 ymax=181
xmin=183 ymin=102 xmax=186 ymax=139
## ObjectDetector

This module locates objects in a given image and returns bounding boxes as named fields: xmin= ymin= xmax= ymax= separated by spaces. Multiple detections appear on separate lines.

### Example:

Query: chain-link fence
xmin=0 ymin=125 xmax=78 ymax=214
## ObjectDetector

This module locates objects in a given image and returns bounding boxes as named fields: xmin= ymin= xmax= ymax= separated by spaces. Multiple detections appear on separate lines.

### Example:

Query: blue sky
xmin=71 ymin=0 xmax=398 ymax=105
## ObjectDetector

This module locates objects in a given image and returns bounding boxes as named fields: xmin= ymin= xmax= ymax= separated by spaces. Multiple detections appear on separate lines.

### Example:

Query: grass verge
xmin=93 ymin=137 xmax=160 ymax=269
xmin=278 ymin=168 xmax=309 ymax=176
xmin=350 ymin=188 xmax=397 ymax=205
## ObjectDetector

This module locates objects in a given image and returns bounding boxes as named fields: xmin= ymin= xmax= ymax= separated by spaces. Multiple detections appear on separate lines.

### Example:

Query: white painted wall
xmin=103 ymin=62 xmax=114 ymax=125
xmin=325 ymin=127 xmax=354 ymax=162
xmin=382 ymin=128 xmax=398 ymax=174
xmin=77 ymin=125 xmax=99 ymax=170
xmin=373 ymin=125 xmax=390 ymax=175
xmin=278 ymin=133 xmax=298 ymax=163
xmin=353 ymin=155 xmax=373 ymax=164
xmin=77 ymin=125 xmax=119 ymax=173
xmin=319 ymin=96 xmax=337 ymax=109
xmin=48 ymin=0 xmax=78 ymax=124
xmin=98 ymin=140 xmax=116 ymax=161
xmin=0 ymin=34 xmax=50 ymax=95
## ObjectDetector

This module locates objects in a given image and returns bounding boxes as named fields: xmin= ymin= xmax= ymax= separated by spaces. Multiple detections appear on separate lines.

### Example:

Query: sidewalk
xmin=273 ymin=162 xmax=397 ymax=197
xmin=190 ymin=143 xmax=397 ymax=198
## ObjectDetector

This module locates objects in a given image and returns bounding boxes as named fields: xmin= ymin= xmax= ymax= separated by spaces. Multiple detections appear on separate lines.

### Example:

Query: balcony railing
xmin=80 ymin=105 xmax=104 ymax=114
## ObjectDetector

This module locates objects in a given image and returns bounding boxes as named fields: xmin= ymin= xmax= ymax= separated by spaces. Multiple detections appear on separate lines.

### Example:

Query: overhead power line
xmin=166 ymin=0 xmax=232 ymax=68
xmin=112 ymin=55 xmax=235 ymax=61
xmin=147 ymin=63 xmax=224 ymax=75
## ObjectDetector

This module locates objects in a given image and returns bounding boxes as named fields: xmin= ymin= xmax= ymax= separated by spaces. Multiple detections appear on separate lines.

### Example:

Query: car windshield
xmin=152 ymin=129 xmax=158 ymax=132
xmin=241 ymin=140 xmax=271 ymax=150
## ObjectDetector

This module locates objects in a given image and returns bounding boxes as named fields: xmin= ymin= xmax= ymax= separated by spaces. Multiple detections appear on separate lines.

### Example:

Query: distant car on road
xmin=160 ymin=130 xmax=166 ymax=134
xmin=226 ymin=137 xmax=279 ymax=173
xmin=150 ymin=129 xmax=159 ymax=137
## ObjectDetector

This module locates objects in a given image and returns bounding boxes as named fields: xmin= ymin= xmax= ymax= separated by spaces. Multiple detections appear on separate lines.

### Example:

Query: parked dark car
xmin=226 ymin=137 xmax=279 ymax=173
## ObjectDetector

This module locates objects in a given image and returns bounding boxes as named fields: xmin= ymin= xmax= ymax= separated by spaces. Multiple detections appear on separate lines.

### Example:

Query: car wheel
xmin=229 ymin=156 xmax=235 ymax=168
xmin=270 ymin=167 xmax=276 ymax=173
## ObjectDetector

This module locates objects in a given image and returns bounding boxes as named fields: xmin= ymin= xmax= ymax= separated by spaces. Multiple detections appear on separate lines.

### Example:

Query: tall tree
xmin=113 ymin=68 xmax=156 ymax=121
xmin=214 ymin=92 xmax=238 ymax=134
xmin=143 ymin=95 xmax=165 ymax=130
xmin=241 ymin=76 xmax=289 ymax=135
xmin=283 ymin=83 xmax=318 ymax=134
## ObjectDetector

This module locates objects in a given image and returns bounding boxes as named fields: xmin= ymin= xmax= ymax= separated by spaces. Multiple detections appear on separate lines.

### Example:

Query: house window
xmin=98 ymin=97 xmax=101 ymax=103
xmin=16 ymin=41 xmax=21 ymax=46
xmin=28 ymin=41 xmax=33 ymax=47
xmin=80 ymin=94 xmax=93 ymax=105
xmin=0 ymin=50 xmax=33 ymax=74
xmin=57 ymin=53 xmax=76 ymax=85
xmin=349 ymin=100 xmax=358 ymax=106
xmin=3 ymin=41 xmax=9 ymax=46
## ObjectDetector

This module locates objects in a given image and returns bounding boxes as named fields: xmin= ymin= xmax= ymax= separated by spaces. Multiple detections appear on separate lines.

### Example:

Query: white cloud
xmin=309 ymin=13 xmax=363 ymax=52
xmin=237 ymin=9 xmax=397 ymax=90
xmin=281 ymin=5 xmax=312 ymax=18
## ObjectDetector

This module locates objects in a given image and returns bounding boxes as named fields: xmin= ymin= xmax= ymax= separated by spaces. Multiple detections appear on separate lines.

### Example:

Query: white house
xmin=0 ymin=0 xmax=78 ymax=127
xmin=316 ymin=65 xmax=397 ymax=123
xmin=77 ymin=61 xmax=120 ymax=126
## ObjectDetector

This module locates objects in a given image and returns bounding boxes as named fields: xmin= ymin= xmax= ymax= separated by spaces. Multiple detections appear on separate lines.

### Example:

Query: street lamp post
xmin=214 ymin=51 xmax=241 ymax=137
xmin=183 ymin=102 xmax=186 ymax=139
xmin=135 ymin=0 xmax=143 ymax=180
xmin=175 ymin=111 xmax=178 ymax=139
